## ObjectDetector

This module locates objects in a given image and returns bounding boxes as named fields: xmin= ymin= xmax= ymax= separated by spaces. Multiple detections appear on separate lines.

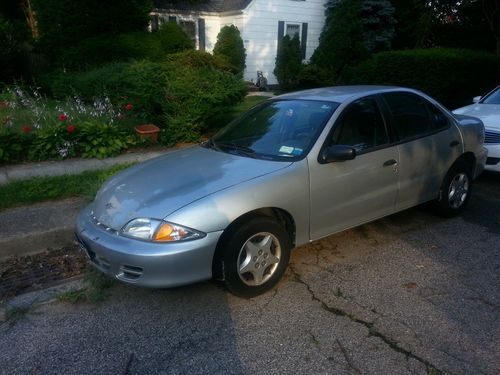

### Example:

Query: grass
xmin=58 ymin=268 xmax=115 ymax=303
xmin=0 ymin=163 xmax=133 ymax=211
xmin=204 ymin=95 xmax=269 ymax=134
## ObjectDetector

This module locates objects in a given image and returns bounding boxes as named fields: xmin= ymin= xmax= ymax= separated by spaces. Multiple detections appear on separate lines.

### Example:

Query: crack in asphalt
xmin=123 ymin=352 xmax=134 ymax=375
xmin=336 ymin=338 xmax=361 ymax=374
xmin=288 ymin=263 xmax=443 ymax=375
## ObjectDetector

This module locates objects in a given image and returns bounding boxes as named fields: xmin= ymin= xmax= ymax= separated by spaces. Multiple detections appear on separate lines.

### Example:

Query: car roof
xmin=276 ymin=85 xmax=415 ymax=104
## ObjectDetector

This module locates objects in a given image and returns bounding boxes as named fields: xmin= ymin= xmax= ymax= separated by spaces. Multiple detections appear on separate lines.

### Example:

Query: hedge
xmin=60 ymin=23 xmax=194 ymax=70
xmin=343 ymin=48 xmax=500 ymax=108
xmin=45 ymin=51 xmax=247 ymax=144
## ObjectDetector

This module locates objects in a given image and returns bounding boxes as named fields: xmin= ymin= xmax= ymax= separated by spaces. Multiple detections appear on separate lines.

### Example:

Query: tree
xmin=361 ymin=0 xmax=395 ymax=53
xmin=31 ymin=0 xmax=153 ymax=62
xmin=274 ymin=34 xmax=302 ymax=90
xmin=481 ymin=0 xmax=500 ymax=54
xmin=213 ymin=25 xmax=246 ymax=75
xmin=311 ymin=0 xmax=367 ymax=77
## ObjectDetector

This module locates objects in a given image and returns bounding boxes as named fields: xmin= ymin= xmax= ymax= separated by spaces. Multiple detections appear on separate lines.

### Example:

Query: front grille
xmin=90 ymin=212 xmax=118 ymax=235
xmin=486 ymin=157 xmax=500 ymax=165
xmin=485 ymin=130 xmax=500 ymax=144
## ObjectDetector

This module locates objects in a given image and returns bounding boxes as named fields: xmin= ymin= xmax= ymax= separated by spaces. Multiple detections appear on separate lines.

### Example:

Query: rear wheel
xmin=433 ymin=160 xmax=472 ymax=217
xmin=220 ymin=217 xmax=291 ymax=298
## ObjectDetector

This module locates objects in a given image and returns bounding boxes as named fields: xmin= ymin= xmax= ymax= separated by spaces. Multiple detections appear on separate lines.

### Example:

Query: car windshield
xmin=481 ymin=87 xmax=500 ymax=104
xmin=207 ymin=99 xmax=339 ymax=161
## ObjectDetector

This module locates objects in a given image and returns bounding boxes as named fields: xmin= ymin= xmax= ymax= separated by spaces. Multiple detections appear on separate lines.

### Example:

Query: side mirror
xmin=319 ymin=145 xmax=356 ymax=164
xmin=472 ymin=96 xmax=482 ymax=103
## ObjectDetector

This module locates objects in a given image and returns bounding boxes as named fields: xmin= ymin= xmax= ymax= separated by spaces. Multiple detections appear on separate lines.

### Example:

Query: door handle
xmin=383 ymin=159 xmax=397 ymax=167
xmin=449 ymin=140 xmax=460 ymax=147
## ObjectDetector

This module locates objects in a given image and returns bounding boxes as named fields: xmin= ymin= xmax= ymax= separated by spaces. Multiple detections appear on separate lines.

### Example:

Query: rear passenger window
xmin=425 ymin=101 xmax=449 ymax=131
xmin=384 ymin=93 xmax=433 ymax=140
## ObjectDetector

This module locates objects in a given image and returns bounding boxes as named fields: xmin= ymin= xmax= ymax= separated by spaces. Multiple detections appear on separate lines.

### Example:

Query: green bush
xmin=0 ymin=16 xmax=24 ymax=82
xmin=0 ymin=131 xmax=30 ymax=163
xmin=343 ymin=48 xmax=500 ymax=108
xmin=274 ymin=34 xmax=303 ymax=91
xmin=44 ymin=52 xmax=247 ymax=144
xmin=60 ymin=23 xmax=194 ymax=70
xmin=213 ymin=25 xmax=246 ymax=75
xmin=27 ymin=121 xmax=138 ymax=161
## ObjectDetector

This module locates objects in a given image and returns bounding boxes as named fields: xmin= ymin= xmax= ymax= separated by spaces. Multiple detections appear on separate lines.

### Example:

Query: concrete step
xmin=0 ymin=198 xmax=86 ymax=261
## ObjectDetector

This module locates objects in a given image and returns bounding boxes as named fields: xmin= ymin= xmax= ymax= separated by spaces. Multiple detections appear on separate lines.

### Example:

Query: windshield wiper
xmin=202 ymin=138 xmax=222 ymax=151
xmin=216 ymin=142 xmax=256 ymax=157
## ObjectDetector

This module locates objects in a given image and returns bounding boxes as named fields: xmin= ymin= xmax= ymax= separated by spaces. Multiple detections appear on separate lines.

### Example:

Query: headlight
xmin=121 ymin=218 xmax=205 ymax=242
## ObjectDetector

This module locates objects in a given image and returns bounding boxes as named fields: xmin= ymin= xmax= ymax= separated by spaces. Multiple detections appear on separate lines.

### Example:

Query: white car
xmin=454 ymin=86 xmax=500 ymax=172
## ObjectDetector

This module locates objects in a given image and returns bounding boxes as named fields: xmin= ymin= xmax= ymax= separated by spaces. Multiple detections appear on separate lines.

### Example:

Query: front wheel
xmin=433 ymin=160 xmax=472 ymax=217
xmin=220 ymin=217 xmax=291 ymax=298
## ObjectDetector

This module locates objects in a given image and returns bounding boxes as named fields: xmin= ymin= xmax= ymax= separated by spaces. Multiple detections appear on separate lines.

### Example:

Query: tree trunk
xmin=20 ymin=0 xmax=38 ymax=39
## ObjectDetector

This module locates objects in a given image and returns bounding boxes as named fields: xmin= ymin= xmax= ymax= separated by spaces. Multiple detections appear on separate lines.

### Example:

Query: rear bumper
xmin=75 ymin=205 xmax=223 ymax=288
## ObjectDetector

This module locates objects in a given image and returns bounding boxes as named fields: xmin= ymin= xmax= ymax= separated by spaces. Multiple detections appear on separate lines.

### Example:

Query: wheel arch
xmin=211 ymin=207 xmax=296 ymax=280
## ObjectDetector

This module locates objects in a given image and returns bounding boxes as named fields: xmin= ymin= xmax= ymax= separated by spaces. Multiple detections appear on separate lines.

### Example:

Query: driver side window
xmin=331 ymin=98 xmax=389 ymax=153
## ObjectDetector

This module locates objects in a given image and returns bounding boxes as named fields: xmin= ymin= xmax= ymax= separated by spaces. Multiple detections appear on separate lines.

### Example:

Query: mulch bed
xmin=0 ymin=245 xmax=87 ymax=302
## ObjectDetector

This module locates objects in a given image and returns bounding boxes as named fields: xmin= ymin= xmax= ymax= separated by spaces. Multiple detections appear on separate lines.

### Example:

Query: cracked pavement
xmin=0 ymin=173 xmax=499 ymax=374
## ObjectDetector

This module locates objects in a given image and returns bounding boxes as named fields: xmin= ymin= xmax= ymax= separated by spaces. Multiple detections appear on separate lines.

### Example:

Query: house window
xmin=285 ymin=23 xmax=301 ymax=39
xmin=179 ymin=20 xmax=197 ymax=44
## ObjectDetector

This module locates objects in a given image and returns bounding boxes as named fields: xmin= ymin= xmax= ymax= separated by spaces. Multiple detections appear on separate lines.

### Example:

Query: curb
xmin=0 ymin=146 xmax=182 ymax=186
xmin=0 ymin=277 xmax=85 ymax=324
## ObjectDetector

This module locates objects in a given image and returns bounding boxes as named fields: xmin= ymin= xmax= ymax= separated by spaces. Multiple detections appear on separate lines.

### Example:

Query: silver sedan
xmin=76 ymin=86 xmax=487 ymax=297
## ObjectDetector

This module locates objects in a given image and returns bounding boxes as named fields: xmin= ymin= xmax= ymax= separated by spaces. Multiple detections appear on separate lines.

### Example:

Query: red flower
xmin=21 ymin=126 xmax=31 ymax=133
xmin=124 ymin=103 xmax=133 ymax=111
xmin=58 ymin=114 xmax=68 ymax=121
xmin=66 ymin=124 xmax=76 ymax=133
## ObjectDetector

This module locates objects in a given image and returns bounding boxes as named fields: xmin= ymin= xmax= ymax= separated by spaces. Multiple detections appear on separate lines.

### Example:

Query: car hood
xmin=91 ymin=146 xmax=292 ymax=230
xmin=453 ymin=104 xmax=500 ymax=130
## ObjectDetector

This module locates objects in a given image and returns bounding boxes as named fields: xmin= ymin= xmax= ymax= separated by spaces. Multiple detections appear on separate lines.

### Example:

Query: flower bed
xmin=0 ymin=86 xmax=144 ymax=163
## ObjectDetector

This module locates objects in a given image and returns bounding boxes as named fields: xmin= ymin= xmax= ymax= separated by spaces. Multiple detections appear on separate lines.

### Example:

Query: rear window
xmin=383 ymin=92 xmax=433 ymax=141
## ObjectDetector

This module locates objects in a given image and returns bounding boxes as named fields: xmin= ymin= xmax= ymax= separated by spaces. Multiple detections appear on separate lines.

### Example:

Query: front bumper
xmin=75 ymin=205 xmax=223 ymax=288
xmin=473 ymin=146 xmax=489 ymax=178
xmin=485 ymin=144 xmax=500 ymax=172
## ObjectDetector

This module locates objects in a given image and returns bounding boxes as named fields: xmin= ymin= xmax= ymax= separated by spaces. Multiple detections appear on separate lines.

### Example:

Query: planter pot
xmin=135 ymin=124 xmax=160 ymax=142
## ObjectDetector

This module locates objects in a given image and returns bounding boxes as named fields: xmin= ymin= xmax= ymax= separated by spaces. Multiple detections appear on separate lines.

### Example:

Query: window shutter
xmin=198 ymin=18 xmax=206 ymax=51
xmin=169 ymin=16 xmax=177 ymax=23
xmin=151 ymin=15 xmax=159 ymax=32
xmin=277 ymin=21 xmax=285 ymax=53
xmin=301 ymin=23 xmax=308 ymax=59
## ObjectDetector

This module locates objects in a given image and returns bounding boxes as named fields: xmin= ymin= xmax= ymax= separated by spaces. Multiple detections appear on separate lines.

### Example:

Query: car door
xmin=381 ymin=92 xmax=462 ymax=210
xmin=309 ymin=96 xmax=399 ymax=240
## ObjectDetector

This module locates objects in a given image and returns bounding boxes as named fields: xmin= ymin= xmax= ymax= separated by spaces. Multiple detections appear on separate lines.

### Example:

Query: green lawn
xmin=204 ymin=95 xmax=269 ymax=134
xmin=0 ymin=164 xmax=132 ymax=211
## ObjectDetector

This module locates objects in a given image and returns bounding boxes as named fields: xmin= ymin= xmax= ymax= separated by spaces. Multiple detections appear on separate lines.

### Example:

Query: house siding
xmin=241 ymin=0 xmax=326 ymax=84
xmin=154 ymin=0 xmax=326 ymax=85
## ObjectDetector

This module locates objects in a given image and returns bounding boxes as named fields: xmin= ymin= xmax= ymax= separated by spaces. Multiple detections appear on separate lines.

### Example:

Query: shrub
xmin=297 ymin=64 xmax=335 ymax=89
xmin=343 ymin=48 xmax=500 ymax=108
xmin=274 ymin=34 xmax=303 ymax=91
xmin=60 ymin=23 xmax=194 ymax=70
xmin=0 ymin=131 xmax=30 ymax=163
xmin=213 ymin=25 xmax=246 ymax=75
xmin=24 ymin=121 xmax=138 ymax=161
xmin=44 ymin=52 xmax=247 ymax=143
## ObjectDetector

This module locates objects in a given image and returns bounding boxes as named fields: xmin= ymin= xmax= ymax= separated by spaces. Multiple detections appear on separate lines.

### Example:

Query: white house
xmin=151 ymin=0 xmax=327 ymax=85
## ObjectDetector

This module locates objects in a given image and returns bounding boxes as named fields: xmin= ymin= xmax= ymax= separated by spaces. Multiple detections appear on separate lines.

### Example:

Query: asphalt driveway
xmin=0 ymin=173 xmax=498 ymax=375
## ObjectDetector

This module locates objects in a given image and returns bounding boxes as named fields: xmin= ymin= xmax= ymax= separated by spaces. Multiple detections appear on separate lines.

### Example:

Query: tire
xmin=433 ymin=160 xmax=472 ymax=217
xmin=220 ymin=216 xmax=292 ymax=298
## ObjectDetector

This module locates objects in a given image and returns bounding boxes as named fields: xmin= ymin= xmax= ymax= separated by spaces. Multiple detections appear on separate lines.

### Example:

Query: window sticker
xmin=292 ymin=148 xmax=303 ymax=156
xmin=279 ymin=145 xmax=294 ymax=154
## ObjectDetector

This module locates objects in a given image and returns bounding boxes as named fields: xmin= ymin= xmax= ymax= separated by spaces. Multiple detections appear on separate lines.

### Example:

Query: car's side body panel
xmin=165 ymin=159 xmax=312 ymax=247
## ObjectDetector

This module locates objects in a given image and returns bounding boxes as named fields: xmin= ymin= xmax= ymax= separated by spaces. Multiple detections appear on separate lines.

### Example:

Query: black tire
xmin=433 ymin=160 xmax=472 ymax=217
xmin=220 ymin=216 xmax=291 ymax=298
